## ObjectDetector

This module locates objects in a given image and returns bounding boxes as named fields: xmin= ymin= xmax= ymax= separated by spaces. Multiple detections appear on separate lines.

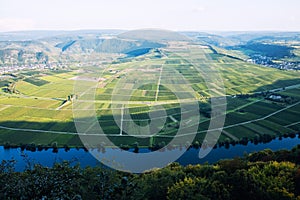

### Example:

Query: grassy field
xmin=0 ymin=43 xmax=300 ymax=148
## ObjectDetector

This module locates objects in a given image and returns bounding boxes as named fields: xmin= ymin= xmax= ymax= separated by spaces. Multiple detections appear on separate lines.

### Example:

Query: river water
xmin=0 ymin=136 xmax=299 ymax=171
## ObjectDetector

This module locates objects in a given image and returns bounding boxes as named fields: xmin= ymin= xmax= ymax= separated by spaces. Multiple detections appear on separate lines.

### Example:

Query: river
xmin=0 ymin=136 xmax=299 ymax=171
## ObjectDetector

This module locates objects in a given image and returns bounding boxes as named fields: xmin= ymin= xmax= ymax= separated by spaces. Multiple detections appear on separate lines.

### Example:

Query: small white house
xmin=269 ymin=95 xmax=282 ymax=100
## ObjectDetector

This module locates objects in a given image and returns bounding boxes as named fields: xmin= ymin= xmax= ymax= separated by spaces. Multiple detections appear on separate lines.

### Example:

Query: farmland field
xmin=0 ymin=42 xmax=300 ymax=148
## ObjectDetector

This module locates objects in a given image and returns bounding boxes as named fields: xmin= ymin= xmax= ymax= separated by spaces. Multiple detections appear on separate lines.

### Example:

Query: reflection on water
xmin=0 ymin=136 xmax=299 ymax=171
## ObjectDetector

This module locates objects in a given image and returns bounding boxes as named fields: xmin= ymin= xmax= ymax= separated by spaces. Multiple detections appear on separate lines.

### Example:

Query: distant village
xmin=0 ymin=49 xmax=120 ymax=75
xmin=0 ymin=60 xmax=113 ymax=75
xmin=247 ymin=54 xmax=300 ymax=70
xmin=0 ymin=63 xmax=68 ymax=75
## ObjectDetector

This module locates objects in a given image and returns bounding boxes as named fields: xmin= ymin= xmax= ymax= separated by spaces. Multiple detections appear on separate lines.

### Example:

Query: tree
xmin=17 ymin=50 xmax=24 ymax=63
xmin=167 ymin=177 xmax=209 ymax=200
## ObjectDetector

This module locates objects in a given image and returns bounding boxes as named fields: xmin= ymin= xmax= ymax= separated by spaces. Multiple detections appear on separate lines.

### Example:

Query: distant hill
xmin=118 ymin=29 xmax=189 ymax=41
xmin=0 ymin=30 xmax=174 ymax=65
xmin=0 ymin=30 xmax=125 ymax=41
xmin=0 ymin=30 xmax=299 ymax=65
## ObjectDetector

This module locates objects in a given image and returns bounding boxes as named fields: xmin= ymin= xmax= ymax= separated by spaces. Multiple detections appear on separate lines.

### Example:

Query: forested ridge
xmin=1 ymin=145 xmax=300 ymax=200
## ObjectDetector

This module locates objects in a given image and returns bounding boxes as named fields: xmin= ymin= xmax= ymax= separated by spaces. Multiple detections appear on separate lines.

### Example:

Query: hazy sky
xmin=0 ymin=0 xmax=299 ymax=32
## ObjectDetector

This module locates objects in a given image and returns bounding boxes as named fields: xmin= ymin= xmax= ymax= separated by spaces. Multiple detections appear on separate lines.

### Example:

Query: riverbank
xmin=1 ymin=135 xmax=300 ymax=171
xmin=2 ymin=131 xmax=299 ymax=153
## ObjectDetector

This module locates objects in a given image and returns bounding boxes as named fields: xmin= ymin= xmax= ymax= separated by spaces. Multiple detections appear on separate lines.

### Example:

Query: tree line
xmin=0 ymin=145 xmax=300 ymax=199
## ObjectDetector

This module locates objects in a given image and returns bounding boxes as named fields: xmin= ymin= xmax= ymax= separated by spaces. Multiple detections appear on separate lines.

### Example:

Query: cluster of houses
xmin=0 ymin=63 xmax=69 ymax=75
xmin=247 ymin=55 xmax=300 ymax=70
